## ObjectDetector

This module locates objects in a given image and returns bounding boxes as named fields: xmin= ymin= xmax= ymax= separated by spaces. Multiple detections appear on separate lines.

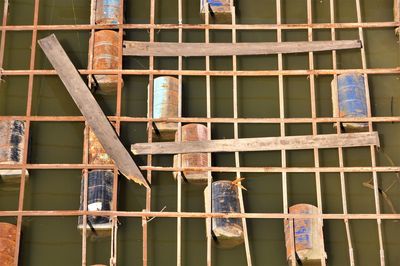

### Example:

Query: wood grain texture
xmin=131 ymin=132 xmax=379 ymax=155
xmin=123 ymin=40 xmax=362 ymax=57
xmin=38 ymin=34 xmax=149 ymax=188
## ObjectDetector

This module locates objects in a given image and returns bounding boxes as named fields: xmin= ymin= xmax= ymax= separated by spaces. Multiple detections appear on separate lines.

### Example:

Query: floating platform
xmin=331 ymin=73 xmax=368 ymax=132
xmin=284 ymin=204 xmax=326 ymax=265
xmin=0 ymin=120 xmax=29 ymax=187
xmin=173 ymin=124 xmax=208 ymax=184
xmin=205 ymin=180 xmax=244 ymax=248
xmin=0 ymin=223 xmax=17 ymax=266
xmin=200 ymin=0 xmax=234 ymax=23
xmin=78 ymin=170 xmax=114 ymax=238
xmin=152 ymin=76 xmax=179 ymax=141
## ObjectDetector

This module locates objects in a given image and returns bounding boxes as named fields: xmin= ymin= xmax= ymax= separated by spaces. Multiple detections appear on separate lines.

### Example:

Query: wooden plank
xmin=123 ymin=40 xmax=362 ymax=57
xmin=38 ymin=34 xmax=149 ymax=189
xmin=131 ymin=132 xmax=379 ymax=155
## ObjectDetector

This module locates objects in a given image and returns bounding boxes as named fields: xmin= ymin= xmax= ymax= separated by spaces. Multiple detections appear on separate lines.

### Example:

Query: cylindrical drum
xmin=173 ymin=124 xmax=208 ymax=184
xmin=0 ymin=223 xmax=17 ymax=266
xmin=0 ymin=120 xmax=28 ymax=185
xmin=152 ymin=76 xmax=179 ymax=141
xmin=86 ymin=126 xmax=113 ymax=165
xmin=331 ymin=73 xmax=368 ymax=132
xmin=205 ymin=180 xmax=244 ymax=248
xmin=284 ymin=204 xmax=326 ymax=265
xmin=92 ymin=30 xmax=122 ymax=94
xmin=95 ymin=0 xmax=121 ymax=25
xmin=78 ymin=170 xmax=113 ymax=237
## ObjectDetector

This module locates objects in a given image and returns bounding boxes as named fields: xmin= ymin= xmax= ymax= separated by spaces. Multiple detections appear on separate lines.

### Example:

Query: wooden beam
xmin=131 ymin=132 xmax=379 ymax=155
xmin=38 ymin=34 xmax=149 ymax=188
xmin=123 ymin=40 xmax=362 ymax=57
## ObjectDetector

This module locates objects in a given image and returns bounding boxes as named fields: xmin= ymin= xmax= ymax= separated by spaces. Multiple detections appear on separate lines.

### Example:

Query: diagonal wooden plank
xmin=131 ymin=132 xmax=379 ymax=155
xmin=38 ymin=34 xmax=149 ymax=188
xmin=123 ymin=40 xmax=362 ymax=57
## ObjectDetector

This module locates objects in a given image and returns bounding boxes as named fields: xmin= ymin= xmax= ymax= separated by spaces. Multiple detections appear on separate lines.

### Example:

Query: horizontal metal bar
xmin=0 ymin=210 xmax=399 ymax=220
xmin=0 ymin=21 xmax=399 ymax=31
xmin=2 ymin=67 xmax=399 ymax=76
xmin=1 ymin=116 xmax=400 ymax=124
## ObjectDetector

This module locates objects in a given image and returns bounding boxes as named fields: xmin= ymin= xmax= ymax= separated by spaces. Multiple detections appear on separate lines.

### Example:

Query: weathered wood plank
xmin=123 ymin=40 xmax=362 ymax=57
xmin=131 ymin=132 xmax=379 ymax=155
xmin=38 ymin=34 xmax=149 ymax=188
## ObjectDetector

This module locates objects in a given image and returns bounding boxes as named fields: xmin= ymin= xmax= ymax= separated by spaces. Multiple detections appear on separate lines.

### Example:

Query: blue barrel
xmin=78 ymin=170 xmax=113 ymax=237
xmin=152 ymin=76 xmax=179 ymax=141
xmin=336 ymin=73 xmax=368 ymax=132
xmin=96 ymin=0 xmax=121 ymax=25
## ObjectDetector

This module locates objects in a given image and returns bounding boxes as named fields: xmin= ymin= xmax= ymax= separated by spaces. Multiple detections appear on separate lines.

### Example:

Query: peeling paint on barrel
xmin=332 ymin=73 xmax=368 ymax=132
xmin=86 ymin=126 xmax=113 ymax=165
xmin=152 ymin=76 xmax=179 ymax=141
xmin=0 ymin=223 xmax=17 ymax=266
xmin=92 ymin=30 xmax=123 ymax=94
xmin=0 ymin=120 xmax=29 ymax=186
xmin=205 ymin=180 xmax=244 ymax=248
xmin=284 ymin=204 xmax=326 ymax=265
xmin=96 ymin=0 xmax=121 ymax=25
xmin=173 ymin=124 xmax=208 ymax=184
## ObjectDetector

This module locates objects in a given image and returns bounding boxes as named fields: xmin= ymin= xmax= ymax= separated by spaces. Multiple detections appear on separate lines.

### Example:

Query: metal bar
xmin=1 ymin=210 xmax=400 ymax=220
xmin=0 ymin=0 xmax=9 ymax=71
xmin=230 ymin=5 xmax=253 ymax=265
xmin=2 ymin=67 xmax=399 ymax=76
xmin=205 ymin=6 xmax=212 ymax=266
xmin=355 ymin=0 xmax=386 ymax=265
xmin=0 ymin=21 xmax=399 ymax=31
xmin=14 ymin=0 xmax=40 ymax=264
xmin=2 ymin=115 xmax=400 ymax=123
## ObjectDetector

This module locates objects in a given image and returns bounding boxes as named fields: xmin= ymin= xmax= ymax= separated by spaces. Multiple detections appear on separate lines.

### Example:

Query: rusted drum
xmin=92 ymin=30 xmax=123 ymax=94
xmin=205 ymin=180 xmax=244 ymax=248
xmin=96 ymin=0 xmax=121 ymax=25
xmin=152 ymin=76 xmax=179 ymax=141
xmin=78 ymin=170 xmax=113 ymax=237
xmin=200 ymin=0 xmax=233 ymax=23
xmin=284 ymin=204 xmax=326 ymax=265
xmin=86 ymin=126 xmax=113 ymax=165
xmin=331 ymin=73 xmax=368 ymax=132
xmin=0 ymin=120 xmax=29 ymax=185
xmin=173 ymin=124 xmax=208 ymax=184
xmin=0 ymin=223 xmax=17 ymax=266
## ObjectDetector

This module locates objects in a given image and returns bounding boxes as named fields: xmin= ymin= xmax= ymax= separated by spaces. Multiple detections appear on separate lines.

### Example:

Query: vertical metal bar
xmin=14 ymin=0 xmax=40 ymax=265
xmin=306 ymin=1 xmax=326 ymax=265
xmin=230 ymin=4 xmax=252 ymax=265
xmin=144 ymin=0 xmax=156 ymax=264
xmin=177 ymin=0 xmax=183 ymax=264
xmin=0 ymin=0 xmax=9 ymax=71
xmin=354 ymin=0 xmax=385 ymax=265
xmin=204 ymin=5 xmax=212 ymax=266
xmin=275 ymin=1 xmax=295 ymax=265
xmin=329 ymin=0 xmax=355 ymax=264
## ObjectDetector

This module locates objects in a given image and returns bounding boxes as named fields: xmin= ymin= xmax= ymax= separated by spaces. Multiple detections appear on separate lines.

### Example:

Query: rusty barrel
xmin=92 ymin=30 xmax=122 ymax=94
xmin=331 ymin=73 xmax=368 ymax=132
xmin=86 ymin=126 xmax=113 ymax=165
xmin=205 ymin=180 xmax=244 ymax=248
xmin=0 ymin=223 xmax=17 ymax=266
xmin=173 ymin=124 xmax=208 ymax=184
xmin=152 ymin=76 xmax=179 ymax=141
xmin=95 ymin=0 xmax=121 ymax=25
xmin=0 ymin=120 xmax=29 ymax=185
xmin=78 ymin=170 xmax=113 ymax=237
xmin=284 ymin=204 xmax=326 ymax=265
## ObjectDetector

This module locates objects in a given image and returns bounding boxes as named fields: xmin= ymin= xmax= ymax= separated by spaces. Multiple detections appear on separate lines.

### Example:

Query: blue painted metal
xmin=96 ymin=0 xmax=120 ymax=25
xmin=337 ymin=73 xmax=368 ymax=132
